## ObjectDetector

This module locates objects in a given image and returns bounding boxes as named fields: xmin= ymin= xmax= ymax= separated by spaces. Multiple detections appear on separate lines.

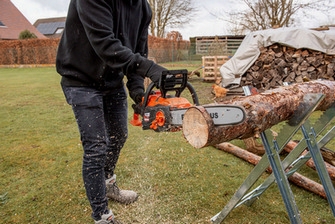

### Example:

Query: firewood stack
xmin=241 ymin=43 xmax=335 ymax=91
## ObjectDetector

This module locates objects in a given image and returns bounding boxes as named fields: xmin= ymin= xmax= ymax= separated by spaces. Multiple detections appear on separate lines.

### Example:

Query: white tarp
xmin=220 ymin=27 xmax=335 ymax=87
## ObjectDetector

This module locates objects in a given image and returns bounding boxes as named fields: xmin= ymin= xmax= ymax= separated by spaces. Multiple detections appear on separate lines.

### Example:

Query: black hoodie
xmin=56 ymin=0 xmax=156 ymax=93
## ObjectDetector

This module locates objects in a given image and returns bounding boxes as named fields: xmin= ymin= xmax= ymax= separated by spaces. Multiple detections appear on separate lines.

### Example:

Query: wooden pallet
xmin=202 ymin=55 xmax=229 ymax=82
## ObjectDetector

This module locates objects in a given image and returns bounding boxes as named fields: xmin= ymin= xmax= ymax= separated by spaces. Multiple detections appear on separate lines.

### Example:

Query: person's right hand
xmin=132 ymin=103 xmax=143 ymax=115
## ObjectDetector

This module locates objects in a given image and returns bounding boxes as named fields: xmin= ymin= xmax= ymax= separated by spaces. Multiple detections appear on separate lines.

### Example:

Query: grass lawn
xmin=0 ymin=66 xmax=334 ymax=223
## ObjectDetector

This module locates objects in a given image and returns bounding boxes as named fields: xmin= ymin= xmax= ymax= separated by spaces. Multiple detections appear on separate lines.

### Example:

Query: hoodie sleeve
xmin=126 ymin=0 xmax=152 ymax=102
xmin=75 ymin=0 xmax=154 ymax=77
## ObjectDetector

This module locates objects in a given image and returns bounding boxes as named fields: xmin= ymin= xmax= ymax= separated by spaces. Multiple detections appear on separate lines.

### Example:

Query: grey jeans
xmin=62 ymin=85 xmax=128 ymax=221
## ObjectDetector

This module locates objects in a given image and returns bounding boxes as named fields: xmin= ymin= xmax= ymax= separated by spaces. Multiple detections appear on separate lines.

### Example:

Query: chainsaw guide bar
xmin=170 ymin=105 xmax=245 ymax=126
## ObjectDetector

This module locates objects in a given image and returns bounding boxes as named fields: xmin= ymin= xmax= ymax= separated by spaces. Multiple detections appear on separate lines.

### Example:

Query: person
xmin=56 ymin=0 xmax=166 ymax=223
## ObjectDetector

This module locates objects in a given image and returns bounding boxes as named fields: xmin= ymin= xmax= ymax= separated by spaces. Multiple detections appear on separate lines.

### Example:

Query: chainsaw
xmin=130 ymin=69 xmax=246 ymax=132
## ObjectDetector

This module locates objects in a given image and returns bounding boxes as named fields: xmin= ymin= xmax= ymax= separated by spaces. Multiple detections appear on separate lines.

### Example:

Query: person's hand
xmin=130 ymin=89 xmax=144 ymax=115
xmin=134 ymin=91 xmax=144 ymax=104
xmin=132 ymin=103 xmax=143 ymax=115
xmin=146 ymin=63 xmax=167 ymax=88
xmin=130 ymin=89 xmax=144 ymax=104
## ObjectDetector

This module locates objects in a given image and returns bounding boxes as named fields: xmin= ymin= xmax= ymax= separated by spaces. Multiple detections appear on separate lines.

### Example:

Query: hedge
xmin=0 ymin=36 xmax=190 ymax=65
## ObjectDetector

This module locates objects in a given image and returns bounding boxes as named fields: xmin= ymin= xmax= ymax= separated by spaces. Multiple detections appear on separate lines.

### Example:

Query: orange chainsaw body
xmin=146 ymin=91 xmax=192 ymax=109
xmin=141 ymin=90 xmax=192 ymax=131
xmin=130 ymin=69 xmax=199 ymax=132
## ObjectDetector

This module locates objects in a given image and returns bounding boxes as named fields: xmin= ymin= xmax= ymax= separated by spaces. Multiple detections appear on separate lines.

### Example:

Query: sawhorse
xmin=211 ymin=93 xmax=335 ymax=223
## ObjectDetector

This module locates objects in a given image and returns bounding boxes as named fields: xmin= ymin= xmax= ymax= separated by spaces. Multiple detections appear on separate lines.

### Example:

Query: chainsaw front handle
xmin=141 ymin=70 xmax=199 ymax=115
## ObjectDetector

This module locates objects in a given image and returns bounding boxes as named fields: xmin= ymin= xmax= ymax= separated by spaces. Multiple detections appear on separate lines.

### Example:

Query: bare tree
xmin=148 ymin=0 xmax=197 ymax=38
xmin=214 ymin=0 xmax=334 ymax=35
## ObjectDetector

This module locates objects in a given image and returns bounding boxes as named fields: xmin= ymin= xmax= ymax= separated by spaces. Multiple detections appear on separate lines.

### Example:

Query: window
xmin=0 ymin=20 xmax=5 ymax=27
xmin=55 ymin=28 xmax=64 ymax=34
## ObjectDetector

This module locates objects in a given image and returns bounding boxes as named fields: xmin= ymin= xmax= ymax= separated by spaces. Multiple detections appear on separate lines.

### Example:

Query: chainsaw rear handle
xmin=142 ymin=70 xmax=199 ymax=114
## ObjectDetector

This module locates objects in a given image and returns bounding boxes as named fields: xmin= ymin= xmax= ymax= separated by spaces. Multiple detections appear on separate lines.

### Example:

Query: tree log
xmin=285 ymin=141 xmax=335 ymax=164
xmin=320 ymin=147 xmax=335 ymax=166
xmin=217 ymin=142 xmax=326 ymax=199
xmin=244 ymin=138 xmax=335 ymax=165
xmin=183 ymin=80 xmax=335 ymax=148
xmin=284 ymin=141 xmax=335 ymax=181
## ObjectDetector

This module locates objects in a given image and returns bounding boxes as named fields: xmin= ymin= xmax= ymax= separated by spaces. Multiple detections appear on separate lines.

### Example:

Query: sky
xmin=11 ymin=0 xmax=332 ymax=40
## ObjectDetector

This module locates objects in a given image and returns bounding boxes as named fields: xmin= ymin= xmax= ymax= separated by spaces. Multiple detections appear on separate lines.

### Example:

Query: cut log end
xmin=183 ymin=107 xmax=211 ymax=149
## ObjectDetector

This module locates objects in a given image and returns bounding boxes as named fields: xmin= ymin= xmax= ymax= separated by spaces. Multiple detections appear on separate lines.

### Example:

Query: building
xmin=33 ymin=17 xmax=66 ymax=39
xmin=0 ymin=0 xmax=45 ymax=40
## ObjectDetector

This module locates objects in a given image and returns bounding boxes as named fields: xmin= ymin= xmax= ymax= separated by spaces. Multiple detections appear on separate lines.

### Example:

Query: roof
xmin=0 ymin=0 xmax=45 ymax=39
xmin=33 ymin=17 xmax=66 ymax=38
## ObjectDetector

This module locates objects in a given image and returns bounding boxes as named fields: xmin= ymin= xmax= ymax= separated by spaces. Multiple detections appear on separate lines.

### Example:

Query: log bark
xmin=244 ymin=138 xmax=335 ymax=166
xmin=320 ymin=148 xmax=335 ymax=166
xmin=183 ymin=80 xmax=335 ymax=148
xmin=217 ymin=142 xmax=326 ymax=199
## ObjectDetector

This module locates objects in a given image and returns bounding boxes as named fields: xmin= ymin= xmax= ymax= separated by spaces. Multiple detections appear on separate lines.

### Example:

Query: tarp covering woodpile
xmin=220 ymin=28 xmax=335 ymax=87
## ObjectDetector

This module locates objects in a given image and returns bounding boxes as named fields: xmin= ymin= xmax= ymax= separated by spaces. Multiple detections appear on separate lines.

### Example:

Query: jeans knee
xmin=83 ymin=143 xmax=107 ymax=169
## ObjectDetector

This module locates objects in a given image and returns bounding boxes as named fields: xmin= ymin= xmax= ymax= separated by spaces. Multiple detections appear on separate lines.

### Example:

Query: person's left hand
xmin=130 ymin=89 xmax=144 ymax=115
xmin=146 ymin=63 xmax=167 ymax=88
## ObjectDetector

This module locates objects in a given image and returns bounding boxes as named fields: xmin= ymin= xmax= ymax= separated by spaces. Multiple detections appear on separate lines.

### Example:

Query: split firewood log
xmin=183 ymin=80 xmax=335 ymax=148
xmin=241 ymin=43 xmax=335 ymax=91
xmin=217 ymin=142 xmax=326 ymax=199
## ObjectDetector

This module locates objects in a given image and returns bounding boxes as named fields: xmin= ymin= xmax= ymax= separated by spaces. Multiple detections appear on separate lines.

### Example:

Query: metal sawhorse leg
xmin=211 ymin=94 xmax=335 ymax=223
